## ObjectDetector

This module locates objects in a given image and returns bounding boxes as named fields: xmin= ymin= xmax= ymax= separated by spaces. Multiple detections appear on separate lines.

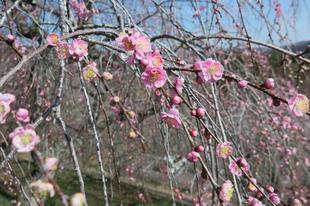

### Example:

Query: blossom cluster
xmin=47 ymin=34 xmax=88 ymax=61
xmin=70 ymin=0 xmax=93 ymax=21
xmin=47 ymin=34 xmax=99 ymax=82
xmin=116 ymin=28 xmax=167 ymax=90
xmin=0 ymin=92 xmax=41 ymax=153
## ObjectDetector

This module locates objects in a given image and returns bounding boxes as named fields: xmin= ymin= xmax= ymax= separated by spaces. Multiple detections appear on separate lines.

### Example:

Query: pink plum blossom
xmin=174 ymin=77 xmax=184 ymax=94
xmin=228 ymin=157 xmax=249 ymax=176
xmin=70 ymin=0 xmax=92 ymax=21
xmin=196 ymin=108 xmax=205 ymax=117
xmin=140 ymin=49 xmax=164 ymax=68
xmin=116 ymin=29 xmax=152 ymax=56
xmin=247 ymin=178 xmax=257 ymax=192
xmin=194 ymin=58 xmax=224 ymax=83
xmin=186 ymin=151 xmax=200 ymax=162
xmin=56 ymin=42 xmax=70 ymax=59
xmin=70 ymin=193 xmax=86 ymax=206
xmin=69 ymin=38 xmax=88 ymax=61
xmin=263 ymin=78 xmax=275 ymax=89
xmin=0 ymin=93 xmax=16 ymax=124
xmin=248 ymin=196 xmax=263 ymax=206
xmin=116 ymin=30 xmax=136 ymax=52
xmin=189 ymin=128 xmax=198 ymax=137
xmin=268 ymin=193 xmax=281 ymax=204
xmin=216 ymin=142 xmax=233 ymax=158
xmin=9 ymin=125 xmax=40 ymax=153
xmin=30 ymin=180 xmax=55 ymax=198
xmin=288 ymin=94 xmax=309 ymax=116
xmin=238 ymin=80 xmax=248 ymax=89
xmin=43 ymin=157 xmax=59 ymax=172
xmin=16 ymin=108 xmax=30 ymax=123
xmin=172 ymin=95 xmax=182 ymax=105
xmin=141 ymin=67 xmax=167 ymax=90
xmin=136 ymin=193 xmax=145 ymax=201
xmin=133 ymin=34 xmax=152 ymax=57
xmin=219 ymin=180 xmax=234 ymax=202
xmin=47 ymin=33 xmax=60 ymax=46
xmin=195 ymin=145 xmax=204 ymax=153
xmin=160 ymin=108 xmax=182 ymax=128
xmin=82 ymin=62 xmax=98 ymax=82
xmin=7 ymin=34 xmax=15 ymax=43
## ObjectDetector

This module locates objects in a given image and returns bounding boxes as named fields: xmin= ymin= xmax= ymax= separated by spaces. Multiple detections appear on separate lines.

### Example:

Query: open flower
xmin=140 ymin=49 xmax=164 ymax=68
xmin=47 ymin=33 xmax=60 ymax=46
xmin=9 ymin=125 xmax=40 ymax=153
xmin=116 ymin=29 xmax=136 ymax=52
xmin=70 ymin=193 xmax=86 ymax=206
xmin=216 ymin=142 xmax=233 ymax=158
xmin=248 ymin=196 xmax=263 ymax=206
xmin=30 ymin=180 xmax=55 ymax=198
xmin=288 ymin=94 xmax=309 ymax=116
xmin=228 ymin=157 xmax=250 ymax=176
xmin=16 ymin=108 xmax=30 ymax=123
xmin=160 ymin=108 xmax=182 ymax=128
xmin=116 ymin=28 xmax=151 ymax=56
xmin=141 ymin=67 xmax=167 ymax=90
xmin=0 ymin=93 xmax=15 ymax=124
xmin=69 ymin=38 xmax=88 ymax=61
xmin=56 ymin=42 xmax=70 ymax=59
xmin=134 ymin=34 xmax=152 ymax=57
xmin=219 ymin=180 xmax=234 ymax=202
xmin=247 ymin=178 xmax=257 ymax=192
xmin=43 ymin=157 xmax=59 ymax=172
xmin=194 ymin=58 xmax=224 ymax=83
xmin=82 ymin=62 xmax=98 ymax=82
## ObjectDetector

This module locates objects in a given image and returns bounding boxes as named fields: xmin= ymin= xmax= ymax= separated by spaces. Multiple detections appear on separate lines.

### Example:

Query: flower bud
xmin=263 ymin=78 xmax=275 ymax=89
xmin=128 ymin=130 xmax=137 ymax=138
xmin=196 ymin=108 xmax=206 ymax=117
xmin=195 ymin=145 xmax=204 ymax=153
xmin=187 ymin=151 xmax=200 ymax=162
xmin=189 ymin=128 xmax=198 ymax=137
xmin=268 ymin=193 xmax=281 ymax=204
xmin=102 ymin=72 xmax=113 ymax=80
xmin=16 ymin=108 xmax=30 ymax=123
xmin=238 ymin=80 xmax=248 ymax=89
xmin=172 ymin=95 xmax=182 ymax=105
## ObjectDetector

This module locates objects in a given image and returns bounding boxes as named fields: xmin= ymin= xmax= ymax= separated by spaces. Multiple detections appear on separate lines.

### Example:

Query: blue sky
xmin=171 ymin=0 xmax=310 ymax=44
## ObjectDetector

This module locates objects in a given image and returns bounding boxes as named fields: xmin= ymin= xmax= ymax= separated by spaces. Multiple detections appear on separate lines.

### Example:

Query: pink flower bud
xmin=264 ymin=78 xmax=275 ymax=89
xmin=102 ymin=72 xmax=113 ymax=80
xmin=187 ymin=151 xmax=200 ymax=162
xmin=7 ymin=34 xmax=15 ymax=43
xmin=268 ymin=193 xmax=280 ymax=204
xmin=195 ymin=145 xmax=204 ymax=153
xmin=191 ymin=109 xmax=197 ymax=116
xmin=155 ymin=89 xmax=161 ymax=97
xmin=196 ymin=76 xmax=204 ymax=84
xmin=189 ymin=128 xmax=198 ymax=137
xmin=16 ymin=108 xmax=30 ymax=123
xmin=266 ymin=185 xmax=274 ymax=193
xmin=137 ymin=193 xmax=145 ymax=201
xmin=172 ymin=95 xmax=182 ymax=105
xmin=238 ymin=80 xmax=248 ymax=89
xmin=196 ymin=108 xmax=205 ymax=117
